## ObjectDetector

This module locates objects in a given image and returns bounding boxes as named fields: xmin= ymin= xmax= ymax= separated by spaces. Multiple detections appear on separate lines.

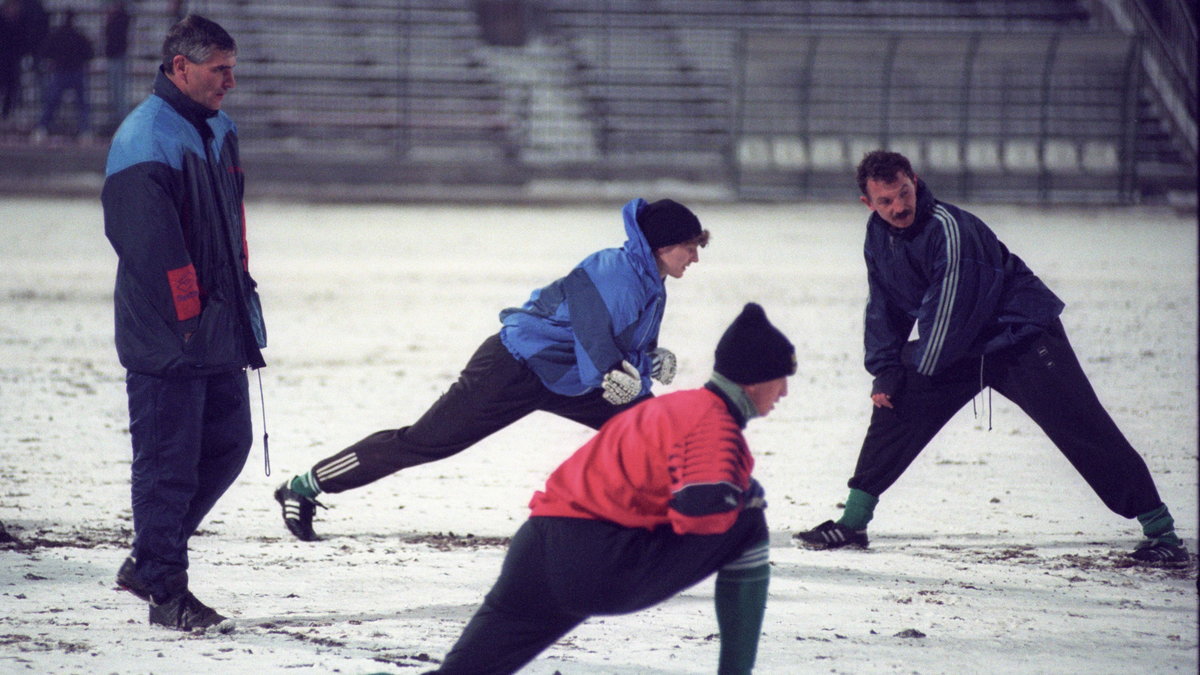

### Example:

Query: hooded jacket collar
xmin=620 ymin=198 xmax=666 ymax=288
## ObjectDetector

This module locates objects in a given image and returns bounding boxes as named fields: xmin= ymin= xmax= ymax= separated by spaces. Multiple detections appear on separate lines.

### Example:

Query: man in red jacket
xmin=430 ymin=303 xmax=796 ymax=675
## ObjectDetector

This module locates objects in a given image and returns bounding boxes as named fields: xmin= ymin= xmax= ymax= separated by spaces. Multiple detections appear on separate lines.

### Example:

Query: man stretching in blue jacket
xmin=794 ymin=150 xmax=1188 ymax=567
xmin=275 ymin=198 xmax=709 ymax=541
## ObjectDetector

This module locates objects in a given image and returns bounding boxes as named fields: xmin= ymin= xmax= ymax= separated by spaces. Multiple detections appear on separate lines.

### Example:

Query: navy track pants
xmin=125 ymin=369 xmax=252 ymax=598
xmin=849 ymin=320 xmax=1162 ymax=519
xmin=311 ymin=333 xmax=647 ymax=493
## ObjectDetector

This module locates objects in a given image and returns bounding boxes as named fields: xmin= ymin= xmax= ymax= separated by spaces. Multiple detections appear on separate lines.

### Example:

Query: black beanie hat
xmin=714 ymin=303 xmax=797 ymax=385
xmin=637 ymin=199 xmax=702 ymax=250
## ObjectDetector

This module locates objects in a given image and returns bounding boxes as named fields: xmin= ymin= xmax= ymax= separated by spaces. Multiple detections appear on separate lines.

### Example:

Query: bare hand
xmin=871 ymin=392 xmax=893 ymax=409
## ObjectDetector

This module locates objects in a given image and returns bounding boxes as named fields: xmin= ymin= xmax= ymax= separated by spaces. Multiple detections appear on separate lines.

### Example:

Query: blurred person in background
xmin=794 ymin=149 xmax=1189 ymax=568
xmin=274 ymin=198 xmax=709 ymax=542
xmin=31 ymin=7 xmax=92 ymax=143
xmin=0 ymin=0 xmax=23 ymax=120
xmin=0 ymin=0 xmax=48 ymax=122
xmin=103 ymin=0 xmax=131 ymax=131
xmin=102 ymin=14 xmax=267 ymax=632
xmin=431 ymin=302 xmax=795 ymax=675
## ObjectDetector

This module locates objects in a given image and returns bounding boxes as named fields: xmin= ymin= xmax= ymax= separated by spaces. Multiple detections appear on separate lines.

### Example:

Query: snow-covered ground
xmin=1 ymin=196 xmax=1195 ymax=674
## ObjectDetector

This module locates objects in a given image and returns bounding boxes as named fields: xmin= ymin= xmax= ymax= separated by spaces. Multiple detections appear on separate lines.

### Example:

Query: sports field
xmin=1 ymin=196 xmax=1195 ymax=673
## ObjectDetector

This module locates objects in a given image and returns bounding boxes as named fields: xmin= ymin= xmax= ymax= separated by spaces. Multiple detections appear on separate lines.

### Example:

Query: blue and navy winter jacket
xmin=863 ymin=180 xmax=1063 ymax=377
xmin=499 ymin=198 xmax=665 ymax=396
xmin=102 ymin=68 xmax=266 ymax=377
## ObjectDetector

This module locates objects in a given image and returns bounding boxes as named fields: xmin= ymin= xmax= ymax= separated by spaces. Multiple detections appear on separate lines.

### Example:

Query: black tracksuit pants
xmin=849 ymin=319 xmax=1163 ymax=519
xmin=431 ymin=509 xmax=770 ymax=675
xmin=311 ymin=333 xmax=647 ymax=493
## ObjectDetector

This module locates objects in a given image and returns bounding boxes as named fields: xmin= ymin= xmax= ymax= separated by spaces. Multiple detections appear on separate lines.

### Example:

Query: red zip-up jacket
xmin=530 ymin=386 xmax=757 ymax=535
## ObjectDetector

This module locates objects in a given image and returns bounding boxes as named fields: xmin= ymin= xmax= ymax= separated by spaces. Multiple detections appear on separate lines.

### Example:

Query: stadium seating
xmin=7 ymin=0 xmax=1193 ymax=204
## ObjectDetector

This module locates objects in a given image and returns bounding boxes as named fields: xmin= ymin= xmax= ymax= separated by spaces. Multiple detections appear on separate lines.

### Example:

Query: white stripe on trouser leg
xmin=722 ymin=542 xmax=770 ymax=572
xmin=315 ymin=454 xmax=360 ymax=483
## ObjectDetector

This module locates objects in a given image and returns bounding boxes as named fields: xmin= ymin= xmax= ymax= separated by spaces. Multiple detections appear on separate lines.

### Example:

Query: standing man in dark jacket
xmin=103 ymin=0 xmax=131 ymax=129
xmin=794 ymin=150 xmax=1187 ymax=567
xmin=102 ymin=14 xmax=267 ymax=631
xmin=431 ymin=303 xmax=796 ymax=675
xmin=0 ymin=0 xmax=24 ymax=119
xmin=31 ymin=7 xmax=92 ymax=142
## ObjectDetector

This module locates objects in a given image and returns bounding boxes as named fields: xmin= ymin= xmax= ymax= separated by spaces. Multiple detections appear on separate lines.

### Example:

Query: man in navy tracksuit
xmin=102 ymin=15 xmax=266 ymax=630
xmin=794 ymin=150 xmax=1187 ymax=567
xmin=274 ymin=198 xmax=710 ymax=541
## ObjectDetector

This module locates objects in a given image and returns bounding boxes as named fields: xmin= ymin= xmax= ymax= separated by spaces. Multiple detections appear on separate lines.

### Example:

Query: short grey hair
xmin=161 ymin=14 xmax=236 ymax=74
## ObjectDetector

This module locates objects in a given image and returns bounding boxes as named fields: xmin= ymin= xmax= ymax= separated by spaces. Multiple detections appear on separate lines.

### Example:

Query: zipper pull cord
xmin=256 ymin=368 xmax=270 ymax=476
xmin=972 ymin=356 xmax=993 ymax=431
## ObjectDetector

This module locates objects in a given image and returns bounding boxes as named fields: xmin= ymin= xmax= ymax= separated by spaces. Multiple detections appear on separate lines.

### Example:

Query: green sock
xmin=1137 ymin=504 xmax=1181 ymax=545
xmin=836 ymin=488 xmax=878 ymax=531
xmin=714 ymin=543 xmax=769 ymax=675
xmin=289 ymin=471 xmax=321 ymax=499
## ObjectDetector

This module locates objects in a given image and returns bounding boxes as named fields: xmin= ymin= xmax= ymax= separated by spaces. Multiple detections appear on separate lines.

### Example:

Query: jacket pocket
xmin=245 ymin=285 xmax=267 ymax=349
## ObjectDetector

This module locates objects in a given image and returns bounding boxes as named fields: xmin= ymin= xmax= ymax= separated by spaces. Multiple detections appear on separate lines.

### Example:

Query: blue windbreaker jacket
xmin=864 ymin=180 xmax=1063 ymax=377
xmin=102 ymin=68 xmax=266 ymax=377
xmin=499 ymin=198 xmax=665 ymax=396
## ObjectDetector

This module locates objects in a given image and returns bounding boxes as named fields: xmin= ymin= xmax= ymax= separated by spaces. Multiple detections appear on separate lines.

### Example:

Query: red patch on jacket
xmin=167 ymin=265 xmax=201 ymax=321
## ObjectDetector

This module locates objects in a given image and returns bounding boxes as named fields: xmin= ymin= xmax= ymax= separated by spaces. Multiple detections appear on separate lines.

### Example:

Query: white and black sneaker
xmin=1130 ymin=536 xmax=1190 ymax=568
xmin=274 ymin=481 xmax=324 ymax=542
xmin=793 ymin=520 xmax=869 ymax=550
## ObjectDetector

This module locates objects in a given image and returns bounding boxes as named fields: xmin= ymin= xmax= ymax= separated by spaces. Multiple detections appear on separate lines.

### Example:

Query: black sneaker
xmin=115 ymin=555 xmax=151 ymax=601
xmin=149 ymin=590 xmax=235 ymax=633
xmin=274 ymin=481 xmax=325 ymax=542
xmin=1130 ymin=536 xmax=1190 ymax=568
xmin=793 ymin=520 xmax=870 ymax=550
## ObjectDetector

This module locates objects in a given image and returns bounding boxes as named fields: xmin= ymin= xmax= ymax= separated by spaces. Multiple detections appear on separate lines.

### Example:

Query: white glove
xmin=649 ymin=347 xmax=676 ymax=385
xmin=601 ymin=360 xmax=642 ymax=405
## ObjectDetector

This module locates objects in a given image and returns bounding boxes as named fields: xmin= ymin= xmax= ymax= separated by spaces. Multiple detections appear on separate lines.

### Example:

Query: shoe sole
xmin=791 ymin=532 xmax=869 ymax=551
xmin=794 ymin=540 xmax=869 ymax=551
xmin=284 ymin=520 xmax=319 ymax=542
xmin=1130 ymin=557 xmax=1192 ymax=569
xmin=149 ymin=617 xmax=237 ymax=634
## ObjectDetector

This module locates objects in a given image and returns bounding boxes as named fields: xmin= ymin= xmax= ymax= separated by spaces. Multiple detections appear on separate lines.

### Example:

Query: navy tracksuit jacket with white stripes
xmin=849 ymin=180 xmax=1165 ymax=520
xmin=862 ymin=179 xmax=1062 ymax=378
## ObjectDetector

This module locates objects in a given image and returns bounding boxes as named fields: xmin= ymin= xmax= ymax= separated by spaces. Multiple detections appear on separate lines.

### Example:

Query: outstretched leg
xmin=311 ymin=334 xmax=547 ymax=493
xmin=988 ymin=321 xmax=1162 ymax=519
xmin=988 ymin=321 xmax=1186 ymax=566
xmin=796 ymin=357 xmax=979 ymax=549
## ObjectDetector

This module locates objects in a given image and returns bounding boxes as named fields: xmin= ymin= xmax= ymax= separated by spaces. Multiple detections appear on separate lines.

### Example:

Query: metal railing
xmin=1090 ymin=0 xmax=1198 ymax=165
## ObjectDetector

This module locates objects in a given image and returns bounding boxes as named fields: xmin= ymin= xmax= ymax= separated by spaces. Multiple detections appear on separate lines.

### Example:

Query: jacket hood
xmin=621 ymin=198 xmax=664 ymax=285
